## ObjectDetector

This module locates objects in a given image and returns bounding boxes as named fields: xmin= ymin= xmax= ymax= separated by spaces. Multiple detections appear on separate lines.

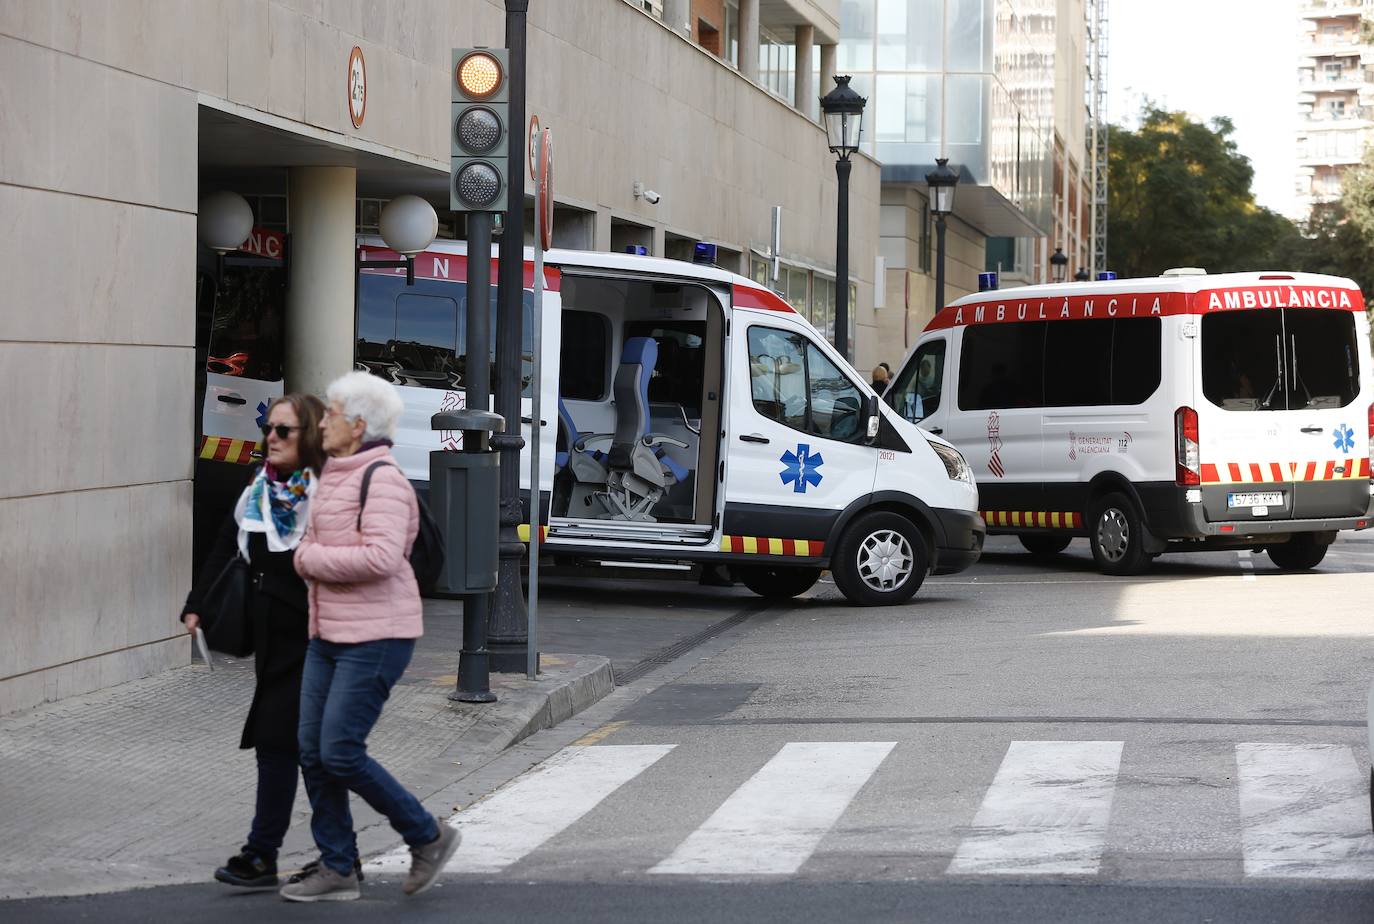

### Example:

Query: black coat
xmin=183 ymin=481 xmax=310 ymax=754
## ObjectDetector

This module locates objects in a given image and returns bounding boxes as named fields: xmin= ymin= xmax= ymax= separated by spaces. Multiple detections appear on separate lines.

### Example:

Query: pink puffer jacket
xmin=294 ymin=445 xmax=422 ymax=643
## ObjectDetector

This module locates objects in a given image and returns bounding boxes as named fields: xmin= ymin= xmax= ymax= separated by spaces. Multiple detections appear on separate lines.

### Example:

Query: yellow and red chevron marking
xmin=197 ymin=436 xmax=259 ymax=465
xmin=719 ymin=535 xmax=825 ymax=557
xmin=517 ymin=524 xmax=550 ymax=543
xmin=1199 ymin=458 xmax=1370 ymax=484
xmin=981 ymin=510 xmax=1083 ymax=529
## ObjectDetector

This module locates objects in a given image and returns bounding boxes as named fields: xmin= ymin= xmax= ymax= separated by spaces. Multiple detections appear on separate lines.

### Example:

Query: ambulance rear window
xmin=1202 ymin=309 xmax=1359 ymax=411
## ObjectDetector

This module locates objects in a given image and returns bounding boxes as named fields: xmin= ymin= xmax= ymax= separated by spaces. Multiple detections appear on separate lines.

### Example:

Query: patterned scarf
xmin=235 ymin=464 xmax=315 ymax=555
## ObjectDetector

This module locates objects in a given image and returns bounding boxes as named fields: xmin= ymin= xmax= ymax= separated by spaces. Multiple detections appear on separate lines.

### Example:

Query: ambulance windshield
xmin=1201 ymin=309 xmax=1360 ymax=411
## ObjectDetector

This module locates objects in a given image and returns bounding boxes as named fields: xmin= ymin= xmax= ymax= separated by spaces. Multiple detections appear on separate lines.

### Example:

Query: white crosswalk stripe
xmin=1236 ymin=743 xmax=1374 ymax=879
xmin=361 ymin=737 xmax=1374 ymax=881
xmin=366 ymin=744 xmax=674 ymax=874
xmin=947 ymin=740 xmax=1124 ymax=876
xmin=650 ymin=741 xmax=897 ymax=875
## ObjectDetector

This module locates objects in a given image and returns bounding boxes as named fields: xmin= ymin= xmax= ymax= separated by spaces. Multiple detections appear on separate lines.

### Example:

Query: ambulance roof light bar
xmin=1162 ymin=267 xmax=1208 ymax=276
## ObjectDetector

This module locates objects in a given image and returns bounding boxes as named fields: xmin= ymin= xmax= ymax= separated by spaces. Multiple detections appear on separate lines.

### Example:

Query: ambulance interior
xmin=552 ymin=275 xmax=724 ymax=527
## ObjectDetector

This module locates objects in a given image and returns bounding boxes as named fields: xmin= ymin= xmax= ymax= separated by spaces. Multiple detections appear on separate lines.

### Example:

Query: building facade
xmin=0 ymin=0 xmax=879 ymax=713
xmin=1296 ymin=0 xmax=1374 ymax=219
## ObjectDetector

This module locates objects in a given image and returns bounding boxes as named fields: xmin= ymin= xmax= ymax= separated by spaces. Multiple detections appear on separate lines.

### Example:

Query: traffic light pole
xmin=490 ymin=0 xmax=531 ymax=673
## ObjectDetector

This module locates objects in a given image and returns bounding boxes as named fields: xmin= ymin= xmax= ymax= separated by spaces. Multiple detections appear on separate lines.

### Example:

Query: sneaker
xmin=214 ymin=850 xmax=278 ymax=888
xmin=402 ymin=823 xmax=460 ymax=896
xmin=278 ymin=863 xmax=360 ymax=902
xmin=287 ymin=857 xmax=364 ymax=884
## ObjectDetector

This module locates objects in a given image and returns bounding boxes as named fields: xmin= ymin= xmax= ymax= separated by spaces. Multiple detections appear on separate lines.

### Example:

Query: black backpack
xmin=358 ymin=461 xmax=446 ymax=595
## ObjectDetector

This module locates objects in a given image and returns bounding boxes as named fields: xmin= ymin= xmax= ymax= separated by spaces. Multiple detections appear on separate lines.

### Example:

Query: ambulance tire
xmin=831 ymin=511 xmax=929 ymax=606
xmin=1088 ymin=493 xmax=1151 ymax=576
xmin=738 ymin=565 xmax=822 ymax=600
xmin=1018 ymin=535 xmax=1072 ymax=559
xmin=1266 ymin=535 xmax=1329 ymax=571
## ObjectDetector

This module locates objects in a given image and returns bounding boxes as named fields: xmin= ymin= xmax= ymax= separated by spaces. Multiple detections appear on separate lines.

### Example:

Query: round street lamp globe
xmin=197 ymin=190 xmax=254 ymax=254
xmin=1050 ymin=246 xmax=1069 ymax=283
xmin=378 ymin=194 xmax=439 ymax=257
xmin=925 ymin=158 xmax=959 ymax=216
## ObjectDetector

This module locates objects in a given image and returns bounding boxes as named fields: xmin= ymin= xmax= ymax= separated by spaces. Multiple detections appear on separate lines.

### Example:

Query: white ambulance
xmin=886 ymin=270 xmax=1374 ymax=575
xmin=353 ymin=239 xmax=983 ymax=605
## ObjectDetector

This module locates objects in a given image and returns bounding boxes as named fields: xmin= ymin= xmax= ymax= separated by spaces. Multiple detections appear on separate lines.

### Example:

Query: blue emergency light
xmin=1097 ymin=271 xmax=1118 ymax=281
xmin=693 ymin=242 xmax=717 ymax=265
xmin=625 ymin=245 xmax=648 ymax=256
xmin=978 ymin=272 xmax=998 ymax=292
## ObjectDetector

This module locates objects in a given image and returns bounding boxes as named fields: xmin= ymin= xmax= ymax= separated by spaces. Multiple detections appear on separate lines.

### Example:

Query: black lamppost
xmin=925 ymin=157 xmax=959 ymax=313
xmin=490 ymin=0 xmax=531 ymax=673
xmin=819 ymin=75 xmax=866 ymax=362
xmin=1050 ymin=246 xmax=1068 ymax=284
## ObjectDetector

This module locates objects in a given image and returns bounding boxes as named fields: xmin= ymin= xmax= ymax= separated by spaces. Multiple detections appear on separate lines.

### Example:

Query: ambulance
xmin=199 ymin=237 xmax=984 ymax=606
xmin=886 ymin=269 xmax=1374 ymax=575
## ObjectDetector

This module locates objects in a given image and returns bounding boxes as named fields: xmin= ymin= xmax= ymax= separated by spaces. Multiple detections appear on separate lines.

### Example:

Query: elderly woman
xmin=182 ymin=393 xmax=332 ymax=889
xmin=280 ymin=371 xmax=458 ymax=903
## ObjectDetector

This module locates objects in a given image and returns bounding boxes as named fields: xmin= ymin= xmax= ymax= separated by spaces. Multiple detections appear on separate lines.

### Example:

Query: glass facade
xmin=840 ymin=0 xmax=1055 ymax=233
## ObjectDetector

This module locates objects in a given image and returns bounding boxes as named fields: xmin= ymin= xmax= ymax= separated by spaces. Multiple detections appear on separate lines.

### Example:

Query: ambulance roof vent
xmin=1161 ymin=267 xmax=1207 ymax=276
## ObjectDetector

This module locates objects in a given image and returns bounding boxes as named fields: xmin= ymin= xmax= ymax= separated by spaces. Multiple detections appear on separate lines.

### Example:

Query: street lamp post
xmin=925 ymin=158 xmax=959 ymax=314
xmin=1050 ymin=246 xmax=1068 ymax=284
xmin=1074 ymin=267 xmax=1091 ymax=282
xmin=819 ymin=75 xmax=866 ymax=362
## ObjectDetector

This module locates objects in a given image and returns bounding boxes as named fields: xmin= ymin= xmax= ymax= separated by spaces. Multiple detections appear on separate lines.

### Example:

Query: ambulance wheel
xmin=738 ymin=565 xmax=822 ymax=600
xmin=1088 ymin=493 xmax=1151 ymax=576
xmin=1018 ymin=535 xmax=1071 ymax=559
xmin=1266 ymin=535 xmax=1329 ymax=571
xmin=832 ymin=512 xmax=928 ymax=606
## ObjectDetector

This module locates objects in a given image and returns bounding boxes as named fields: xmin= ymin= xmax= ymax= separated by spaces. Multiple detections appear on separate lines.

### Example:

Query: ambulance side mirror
xmin=863 ymin=394 xmax=881 ymax=443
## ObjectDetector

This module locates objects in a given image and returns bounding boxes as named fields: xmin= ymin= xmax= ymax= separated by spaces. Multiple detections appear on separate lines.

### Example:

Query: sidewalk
xmin=0 ymin=573 xmax=758 ymax=900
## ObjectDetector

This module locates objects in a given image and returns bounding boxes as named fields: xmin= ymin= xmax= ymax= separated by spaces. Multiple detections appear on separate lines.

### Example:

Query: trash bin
xmin=429 ymin=409 xmax=504 ymax=594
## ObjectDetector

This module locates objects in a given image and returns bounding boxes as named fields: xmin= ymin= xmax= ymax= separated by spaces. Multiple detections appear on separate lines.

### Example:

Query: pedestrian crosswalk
xmin=365 ymin=738 xmax=1374 ymax=881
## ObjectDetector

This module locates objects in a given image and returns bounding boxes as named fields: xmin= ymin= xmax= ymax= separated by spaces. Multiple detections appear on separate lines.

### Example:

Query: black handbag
xmin=200 ymin=554 xmax=255 ymax=657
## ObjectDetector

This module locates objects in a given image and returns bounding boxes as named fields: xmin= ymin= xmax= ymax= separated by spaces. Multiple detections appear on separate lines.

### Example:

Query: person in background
xmin=183 ymin=394 xmax=337 ymax=890
xmin=280 ymin=371 xmax=459 ymax=902
xmin=870 ymin=364 xmax=890 ymax=394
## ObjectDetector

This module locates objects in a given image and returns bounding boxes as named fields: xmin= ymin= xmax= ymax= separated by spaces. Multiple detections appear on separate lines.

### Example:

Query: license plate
xmin=1228 ymin=492 xmax=1282 ymax=508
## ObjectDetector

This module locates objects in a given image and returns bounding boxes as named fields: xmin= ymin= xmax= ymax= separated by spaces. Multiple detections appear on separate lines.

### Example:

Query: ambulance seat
xmin=602 ymin=337 xmax=688 ymax=520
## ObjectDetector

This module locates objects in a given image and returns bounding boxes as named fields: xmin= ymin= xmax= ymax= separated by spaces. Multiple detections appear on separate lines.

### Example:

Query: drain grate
xmin=614 ymin=604 xmax=767 ymax=686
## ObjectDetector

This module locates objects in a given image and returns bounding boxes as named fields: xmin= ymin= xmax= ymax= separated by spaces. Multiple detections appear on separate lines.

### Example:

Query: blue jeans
xmin=298 ymin=638 xmax=438 ymax=876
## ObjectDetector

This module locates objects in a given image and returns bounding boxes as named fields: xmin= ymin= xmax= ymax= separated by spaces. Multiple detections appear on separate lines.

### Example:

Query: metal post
xmin=453 ymin=211 xmax=496 ymax=703
xmin=491 ymin=0 xmax=531 ymax=672
xmin=934 ymin=213 xmax=948 ymax=313
xmin=834 ymin=157 xmax=852 ymax=361
xmin=526 ymin=164 xmax=545 ymax=680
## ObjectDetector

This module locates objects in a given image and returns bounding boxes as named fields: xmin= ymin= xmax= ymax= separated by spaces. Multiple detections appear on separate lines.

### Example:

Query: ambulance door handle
xmin=927 ymin=427 xmax=944 ymax=435
xmin=739 ymin=433 xmax=770 ymax=444
xmin=1300 ymin=426 xmax=1324 ymax=433
xmin=216 ymin=394 xmax=247 ymax=406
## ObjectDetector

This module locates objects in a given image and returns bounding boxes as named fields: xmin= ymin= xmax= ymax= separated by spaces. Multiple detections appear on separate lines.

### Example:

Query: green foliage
xmin=1107 ymin=106 xmax=1292 ymax=277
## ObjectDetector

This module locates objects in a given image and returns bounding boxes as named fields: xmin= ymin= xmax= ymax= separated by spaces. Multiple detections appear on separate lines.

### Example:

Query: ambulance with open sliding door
xmin=886 ymin=270 xmax=1374 ymax=575
xmin=354 ymin=240 xmax=985 ymax=606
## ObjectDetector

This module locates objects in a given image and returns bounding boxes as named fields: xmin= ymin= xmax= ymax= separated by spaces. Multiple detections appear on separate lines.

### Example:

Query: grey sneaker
xmin=278 ymin=862 xmax=360 ymax=902
xmin=402 ymin=823 xmax=460 ymax=896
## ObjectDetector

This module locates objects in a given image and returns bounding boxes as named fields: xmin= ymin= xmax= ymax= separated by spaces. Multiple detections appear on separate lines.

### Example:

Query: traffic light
xmin=450 ymin=48 xmax=510 ymax=213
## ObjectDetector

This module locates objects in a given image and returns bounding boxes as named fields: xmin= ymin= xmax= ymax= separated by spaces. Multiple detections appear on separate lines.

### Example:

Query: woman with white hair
xmin=281 ymin=371 xmax=458 ymax=902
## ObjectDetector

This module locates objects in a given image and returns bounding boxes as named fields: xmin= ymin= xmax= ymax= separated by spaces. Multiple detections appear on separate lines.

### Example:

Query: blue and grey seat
xmin=601 ymin=337 xmax=689 ymax=520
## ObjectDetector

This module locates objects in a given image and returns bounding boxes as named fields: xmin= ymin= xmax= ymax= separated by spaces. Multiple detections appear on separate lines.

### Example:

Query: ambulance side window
xmin=206 ymin=265 xmax=286 ymax=381
xmin=747 ymin=325 xmax=867 ymax=443
xmin=959 ymin=322 xmax=1046 ymax=410
xmin=1044 ymin=319 xmax=1111 ymax=406
xmin=560 ymin=310 xmax=610 ymax=400
xmin=889 ymin=340 xmax=946 ymax=423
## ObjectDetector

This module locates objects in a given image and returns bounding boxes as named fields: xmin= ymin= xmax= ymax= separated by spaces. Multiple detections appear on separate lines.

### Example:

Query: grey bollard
xmin=429 ymin=409 xmax=504 ymax=595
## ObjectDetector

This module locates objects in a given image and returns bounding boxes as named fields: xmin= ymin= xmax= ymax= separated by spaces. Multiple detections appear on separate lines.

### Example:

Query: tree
xmin=1107 ymin=107 xmax=1293 ymax=277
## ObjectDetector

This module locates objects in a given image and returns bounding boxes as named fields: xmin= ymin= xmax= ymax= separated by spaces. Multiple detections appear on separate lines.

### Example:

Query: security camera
xmin=642 ymin=189 xmax=661 ymax=205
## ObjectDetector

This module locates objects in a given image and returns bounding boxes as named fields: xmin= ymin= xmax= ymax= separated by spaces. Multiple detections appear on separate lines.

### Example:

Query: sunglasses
xmin=261 ymin=424 xmax=302 ymax=440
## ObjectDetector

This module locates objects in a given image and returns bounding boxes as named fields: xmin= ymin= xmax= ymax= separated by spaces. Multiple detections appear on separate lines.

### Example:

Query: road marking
xmin=1237 ymin=550 xmax=1256 ymax=581
xmin=947 ymin=740 xmax=1123 ymax=876
xmin=650 ymin=741 xmax=896 ymax=875
xmin=366 ymin=744 xmax=674 ymax=874
xmin=1236 ymin=743 xmax=1374 ymax=879
xmin=572 ymin=720 xmax=629 ymax=746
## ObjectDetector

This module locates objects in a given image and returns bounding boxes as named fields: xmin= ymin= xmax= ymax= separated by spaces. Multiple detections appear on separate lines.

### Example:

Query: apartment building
xmin=1296 ymin=0 xmax=1374 ymax=218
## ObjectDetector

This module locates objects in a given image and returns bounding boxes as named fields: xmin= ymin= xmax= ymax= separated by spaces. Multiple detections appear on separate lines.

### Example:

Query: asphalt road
xmin=7 ymin=534 xmax=1374 ymax=922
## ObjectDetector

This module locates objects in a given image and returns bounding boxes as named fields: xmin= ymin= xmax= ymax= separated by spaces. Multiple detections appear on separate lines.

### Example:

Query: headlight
xmin=930 ymin=441 xmax=973 ymax=484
